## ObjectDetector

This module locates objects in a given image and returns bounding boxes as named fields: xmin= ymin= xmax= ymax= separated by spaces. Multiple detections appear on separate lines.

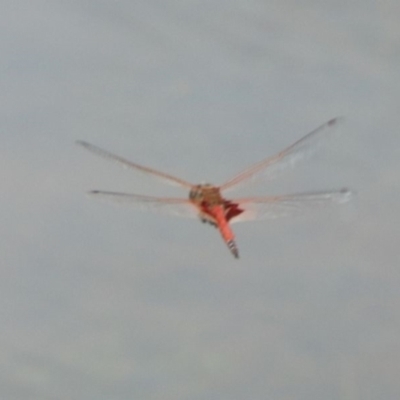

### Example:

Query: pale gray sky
xmin=1 ymin=1 xmax=400 ymax=399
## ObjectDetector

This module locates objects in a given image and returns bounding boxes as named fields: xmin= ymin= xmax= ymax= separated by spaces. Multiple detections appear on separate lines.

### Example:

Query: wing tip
xmin=336 ymin=187 xmax=354 ymax=203
xmin=328 ymin=116 xmax=345 ymax=127
xmin=76 ymin=140 xmax=96 ymax=152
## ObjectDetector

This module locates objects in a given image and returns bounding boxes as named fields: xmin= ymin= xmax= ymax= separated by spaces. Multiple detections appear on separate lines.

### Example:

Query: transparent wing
xmin=220 ymin=117 xmax=344 ymax=191
xmin=231 ymin=188 xmax=352 ymax=223
xmin=77 ymin=141 xmax=193 ymax=188
xmin=88 ymin=190 xmax=199 ymax=218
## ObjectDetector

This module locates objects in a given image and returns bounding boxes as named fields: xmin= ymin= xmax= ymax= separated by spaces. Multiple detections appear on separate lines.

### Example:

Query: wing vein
xmin=87 ymin=190 xmax=199 ymax=219
xmin=77 ymin=141 xmax=193 ymax=188
xmin=220 ymin=117 xmax=344 ymax=191
xmin=231 ymin=188 xmax=352 ymax=222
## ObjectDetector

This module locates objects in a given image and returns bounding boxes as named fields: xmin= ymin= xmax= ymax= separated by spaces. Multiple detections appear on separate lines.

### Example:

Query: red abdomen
xmin=211 ymin=205 xmax=239 ymax=258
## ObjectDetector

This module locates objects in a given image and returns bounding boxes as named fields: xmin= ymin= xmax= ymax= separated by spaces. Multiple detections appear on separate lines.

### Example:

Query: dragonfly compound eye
xmin=189 ymin=186 xmax=204 ymax=202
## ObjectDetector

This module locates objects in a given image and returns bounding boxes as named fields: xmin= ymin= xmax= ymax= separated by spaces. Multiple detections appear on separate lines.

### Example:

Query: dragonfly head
xmin=189 ymin=184 xmax=206 ymax=202
xmin=189 ymin=183 xmax=222 ymax=205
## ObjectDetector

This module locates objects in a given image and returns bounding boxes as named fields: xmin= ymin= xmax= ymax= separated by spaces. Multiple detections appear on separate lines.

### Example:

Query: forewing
xmin=230 ymin=188 xmax=352 ymax=223
xmin=88 ymin=190 xmax=199 ymax=219
xmin=77 ymin=141 xmax=193 ymax=188
xmin=220 ymin=117 xmax=344 ymax=191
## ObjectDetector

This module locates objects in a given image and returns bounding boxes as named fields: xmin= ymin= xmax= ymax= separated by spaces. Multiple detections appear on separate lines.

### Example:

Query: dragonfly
xmin=77 ymin=117 xmax=351 ymax=259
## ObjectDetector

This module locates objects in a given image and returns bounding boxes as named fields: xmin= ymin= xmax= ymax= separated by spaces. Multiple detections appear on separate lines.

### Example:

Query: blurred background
xmin=1 ymin=1 xmax=400 ymax=399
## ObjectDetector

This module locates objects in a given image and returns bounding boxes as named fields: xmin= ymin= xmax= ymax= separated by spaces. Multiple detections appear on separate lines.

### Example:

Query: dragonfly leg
xmin=200 ymin=216 xmax=217 ymax=227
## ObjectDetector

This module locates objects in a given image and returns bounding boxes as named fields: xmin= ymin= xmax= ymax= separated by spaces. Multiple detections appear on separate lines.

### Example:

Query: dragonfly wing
xmin=230 ymin=188 xmax=352 ymax=223
xmin=88 ymin=190 xmax=199 ymax=219
xmin=77 ymin=141 xmax=193 ymax=188
xmin=220 ymin=117 xmax=344 ymax=191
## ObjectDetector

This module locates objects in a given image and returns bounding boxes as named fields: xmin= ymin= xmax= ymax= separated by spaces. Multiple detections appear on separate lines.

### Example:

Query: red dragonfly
xmin=77 ymin=118 xmax=351 ymax=258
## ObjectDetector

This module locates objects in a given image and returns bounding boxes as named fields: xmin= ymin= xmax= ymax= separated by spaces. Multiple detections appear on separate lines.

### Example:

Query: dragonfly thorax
xmin=189 ymin=184 xmax=223 ymax=206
